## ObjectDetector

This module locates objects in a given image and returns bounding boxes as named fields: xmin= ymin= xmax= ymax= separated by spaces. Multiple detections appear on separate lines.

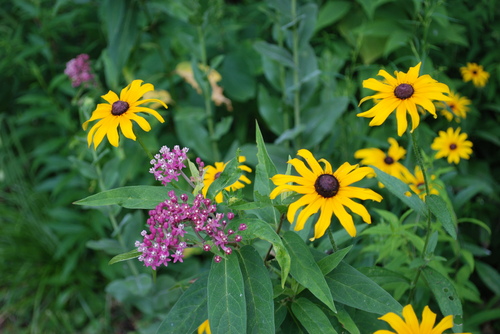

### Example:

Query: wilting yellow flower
xmin=436 ymin=91 xmax=471 ymax=122
xmin=374 ymin=304 xmax=470 ymax=334
xmin=403 ymin=166 xmax=439 ymax=200
xmin=354 ymin=138 xmax=411 ymax=185
xmin=460 ymin=62 xmax=489 ymax=88
xmin=202 ymin=156 xmax=252 ymax=203
xmin=431 ymin=127 xmax=473 ymax=164
xmin=270 ymin=149 xmax=382 ymax=240
xmin=197 ymin=320 xmax=211 ymax=334
xmin=358 ymin=62 xmax=450 ymax=136
xmin=82 ymin=80 xmax=167 ymax=149
xmin=175 ymin=62 xmax=233 ymax=111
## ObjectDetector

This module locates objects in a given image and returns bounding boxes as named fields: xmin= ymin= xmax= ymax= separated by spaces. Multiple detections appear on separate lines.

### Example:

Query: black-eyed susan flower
xmin=431 ymin=127 xmax=473 ymax=164
xmin=437 ymin=91 xmax=471 ymax=122
xmin=358 ymin=62 xmax=450 ymax=136
xmin=354 ymin=138 xmax=411 ymax=184
xmin=460 ymin=62 xmax=489 ymax=88
xmin=374 ymin=304 xmax=470 ymax=334
xmin=83 ymin=80 xmax=167 ymax=149
xmin=197 ymin=319 xmax=211 ymax=334
xmin=402 ymin=166 xmax=439 ymax=200
xmin=270 ymin=149 xmax=382 ymax=240
xmin=202 ymin=156 xmax=252 ymax=203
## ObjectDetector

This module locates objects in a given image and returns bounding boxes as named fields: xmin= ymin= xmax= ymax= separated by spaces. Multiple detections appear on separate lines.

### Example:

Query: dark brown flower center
xmin=214 ymin=172 xmax=222 ymax=179
xmin=314 ymin=174 xmax=339 ymax=198
xmin=111 ymin=101 xmax=129 ymax=115
xmin=472 ymin=70 xmax=477 ymax=75
xmin=394 ymin=83 xmax=414 ymax=100
xmin=384 ymin=156 xmax=395 ymax=165
xmin=449 ymin=143 xmax=457 ymax=150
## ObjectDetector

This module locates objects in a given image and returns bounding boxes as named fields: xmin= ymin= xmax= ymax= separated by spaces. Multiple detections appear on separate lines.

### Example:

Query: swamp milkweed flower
xmin=460 ymin=62 xmax=489 ymax=88
xmin=354 ymin=138 xmax=411 ymax=184
xmin=202 ymin=156 xmax=252 ymax=203
xmin=431 ymin=127 xmax=473 ymax=164
xmin=270 ymin=149 xmax=382 ymax=240
xmin=64 ymin=53 xmax=94 ymax=87
xmin=374 ymin=304 xmax=470 ymax=334
xmin=82 ymin=80 xmax=167 ymax=149
xmin=358 ymin=62 xmax=450 ymax=136
xmin=436 ymin=91 xmax=471 ymax=122
xmin=198 ymin=320 xmax=211 ymax=334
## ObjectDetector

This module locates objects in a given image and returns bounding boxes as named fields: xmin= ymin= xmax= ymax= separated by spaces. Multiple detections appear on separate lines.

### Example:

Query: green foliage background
xmin=1 ymin=0 xmax=500 ymax=333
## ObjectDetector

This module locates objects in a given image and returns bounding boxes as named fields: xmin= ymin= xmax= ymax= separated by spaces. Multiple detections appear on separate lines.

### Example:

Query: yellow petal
xmin=419 ymin=306 xmax=437 ymax=333
xmin=338 ymin=196 xmax=372 ymax=224
xmin=101 ymin=90 xmax=119 ymax=104
xmin=106 ymin=117 xmax=120 ymax=147
xmin=128 ymin=113 xmax=152 ymax=131
xmin=297 ymin=149 xmax=324 ymax=175
xmin=130 ymin=106 xmax=165 ymax=123
xmin=379 ymin=309 xmax=412 ymax=334
xmin=287 ymin=194 xmax=315 ymax=227
xmin=395 ymin=102 xmax=408 ymax=136
xmin=119 ymin=116 xmax=136 ymax=140
xmin=295 ymin=195 xmax=322 ymax=231
xmin=430 ymin=314 xmax=453 ymax=334
xmin=312 ymin=199 xmax=335 ymax=239
xmin=331 ymin=199 xmax=356 ymax=237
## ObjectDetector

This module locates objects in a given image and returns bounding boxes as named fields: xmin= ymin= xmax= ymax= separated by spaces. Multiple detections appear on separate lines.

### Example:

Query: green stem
xmin=91 ymin=149 xmax=140 ymax=277
xmin=291 ymin=0 xmax=301 ymax=147
xmin=327 ymin=225 xmax=338 ymax=252
xmin=197 ymin=26 xmax=220 ymax=161
xmin=407 ymin=130 xmax=433 ymax=303
xmin=136 ymin=133 xmax=153 ymax=160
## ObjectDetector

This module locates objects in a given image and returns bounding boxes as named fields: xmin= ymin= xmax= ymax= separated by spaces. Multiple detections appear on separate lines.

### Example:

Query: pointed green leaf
xmin=372 ymin=167 xmax=428 ymax=218
xmin=74 ymin=185 xmax=185 ymax=209
xmin=208 ymin=254 xmax=246 ymax=334
xmin=292 ymin=298 xmax=338 ymax=334
xmin=156 ymin=273 xmax=208 ymax=334
xmin=283 ymin=231 xmax=336 ymax=313
xmin=253 ymin=41 xmax=295 ymax=68
xmin=326 ymin=262 xmax=402 ymax=315
xmin=426 ymin=194 xmax=457 ymax=239
xmin=230 ymin=218 xmax=290 ymax=286
xmin=108 ymin=249 xmax=141 ymax=265
xmin=237 ymin=246 xmax=275 ymax=333
xmin=254 ymin=122 xmax=279 ymax=198
xmin=422 ymin=266 xmax=463 ymax=333
xmin=317 ymin=245 xmax=353 ymax=276
xmin=207 ymin=151 xmax=243 ymax=200
xmin=334 ymin=304 xmax=360 ymax=334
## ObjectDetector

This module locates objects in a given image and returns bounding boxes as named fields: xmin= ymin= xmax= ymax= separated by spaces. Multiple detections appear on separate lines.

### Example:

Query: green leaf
xmin=317 ymin=245 xmax=353 ymax=276
xmin=208 ymin=253 xmax=247 ymax=334
xmin=426 ymin=195 xmax=457 ymax=239
xmin=156 ymin=273 xmax=208 ymax=334
xmin=457 ymin=217 xmax=491 ymax=235
xmin=476 ymin=261 xmax=500 ymax=295
xmin=326 ymin=262 xmax=402 ymax=315
xmin=74 ymin=185 xmax=182 ymax=209
xmin=237 ymin=246 xmax=275 ymax=333
xmin=315 ymin=1 xmax=351 ymax=32
xmin=291 ymin=298 xmax=338 ymax=334
xmin=372 ymin=167 xmax=428 ymax=218
xmin=297 ymin=3 xmax=317 ymax=47
xmin=257 ymin=85 xmax=284 ymax=136
xmin=283 ymin=231 xmax=336 ymax=313
xmin=206 ymin=152 xmax=242 ymax=200
xmin=86 ymin=238 xmax=122 ymax=255
xmin=253 ymin=41 xmax=295 ymax=68
xmin=335 ymin=304 xmax=360 ymax=334
xmin=355 ymin=0 xmax=395 ymax=20
xmin=108 ymin=249 xmax=141 ymax=265
xmin=174 ymin=107 xmax=213 ymax=161
xmin=214 ymin=116 xmax=233 ymax=141
xmin=422 ymin=267 xmax=463 ymax=333
xmin=231 ymin=218 xmax=290 ymax=286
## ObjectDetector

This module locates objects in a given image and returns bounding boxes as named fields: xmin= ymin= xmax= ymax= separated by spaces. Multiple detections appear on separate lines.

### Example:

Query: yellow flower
xmin=270 ymin=149 xmax=382 ymax=240
xmin=202 ymin=156 xmax=252 ymax=203
xmin=358 ymin=62 xmax=450 ymax=136
xmin=354 ymin=138 xmax=411 ymax=184
xmin=82 ymin=80 xmax=167 ymax=149
xmin=431 ymin=127 xmax=473 ymax=164
xmin=460 ymin=62 xmax=489 ymax=88
xmin=436 ymin=91 xmax=471 ymax=122
xmin=374 ymin=304 xmax=470 ymax=334
xmin=402 ymin=166 xmax=439 ymax=200
xmin=175 ymin=62 xmax=233 ymax=111
xmin=197 ymin=319 xmax=211 ymax=334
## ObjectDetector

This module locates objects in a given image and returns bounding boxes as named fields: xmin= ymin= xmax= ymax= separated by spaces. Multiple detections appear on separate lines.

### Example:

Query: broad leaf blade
xmin=283 ymin=231 xmax=336 ymax=313
xmin=74 ymin=185 xmax=182 ymax=209
xmin=156 ymin=273 xmax=208 ymax=334
xmin=426 ymin=195 xmax=457 ymax=239
xmin=326 ymin=262 xmax=402 ymax=315
xmin=108 ymin=249 xmax=141 ymax=265
xmin=208 ymin=254 xmax=247 ymax=334
xmin=237 ymin=246 xmax=275 ymax=333
xmin=291 ymin=298 xmax=338 ymax=334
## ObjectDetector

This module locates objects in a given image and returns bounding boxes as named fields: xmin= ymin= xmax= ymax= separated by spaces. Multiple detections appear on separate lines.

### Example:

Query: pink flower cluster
xmin=64 ymin=54 xmax=94 ymax=87
xmin=135 ymin=190 xmax=246 ymax=269
xmin=150 ymin=145 xmax=189 ymax=185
